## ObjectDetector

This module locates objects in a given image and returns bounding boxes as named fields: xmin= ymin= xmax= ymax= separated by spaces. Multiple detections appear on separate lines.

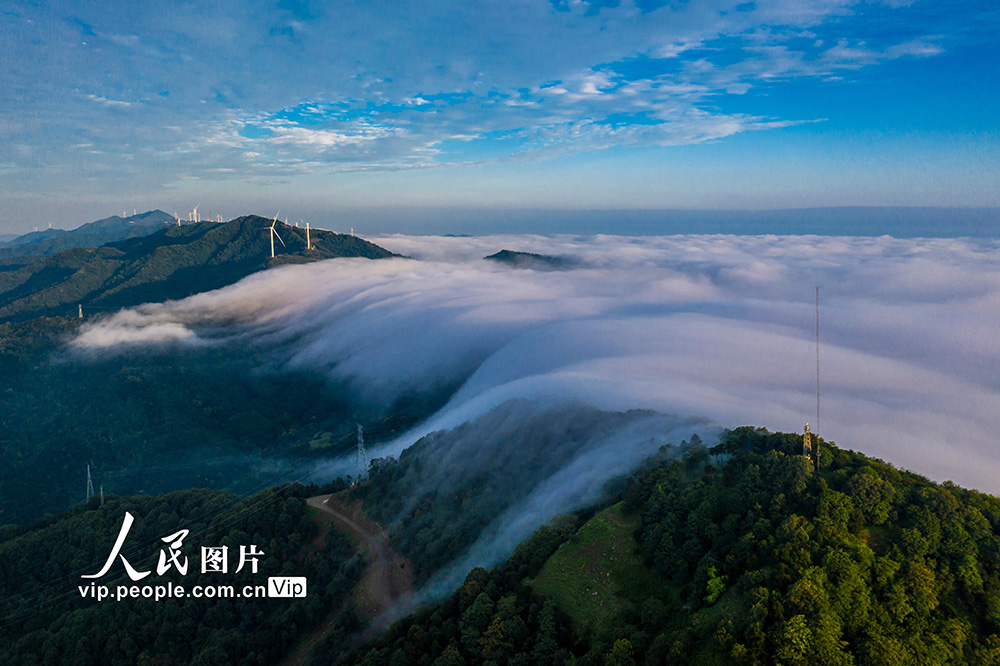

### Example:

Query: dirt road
xmin=306 ymin=494 xmax=413 ymax=620
xmin=278 ymin=494 xmax=413 ymax=666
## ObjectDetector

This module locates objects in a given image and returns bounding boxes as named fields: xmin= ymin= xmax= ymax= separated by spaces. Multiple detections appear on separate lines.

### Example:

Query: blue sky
xmin=1 ymin=0 xmax=998 ymax=233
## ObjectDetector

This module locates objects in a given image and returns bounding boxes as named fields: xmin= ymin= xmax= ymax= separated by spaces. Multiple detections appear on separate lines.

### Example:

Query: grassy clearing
xmin=533 ymin=501 xmax=674 ymax=635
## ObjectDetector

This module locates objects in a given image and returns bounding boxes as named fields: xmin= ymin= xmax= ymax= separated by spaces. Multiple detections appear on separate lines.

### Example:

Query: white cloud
xmin=73 ymin=233 xmax=1000 ymax=497
xmin=85 ymin=94 xmax=137 ymax=108
xmin=4 ymin=0 xmax=977 ymax=198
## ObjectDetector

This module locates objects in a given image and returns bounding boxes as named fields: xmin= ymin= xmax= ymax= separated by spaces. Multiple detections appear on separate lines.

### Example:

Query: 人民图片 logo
xmin=77 ymin=511 xmax=306 ymax=602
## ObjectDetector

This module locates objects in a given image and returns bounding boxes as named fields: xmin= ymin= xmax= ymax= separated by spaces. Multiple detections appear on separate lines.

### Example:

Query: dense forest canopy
xmin=337 ymin=428 xmax=1000 ymax=666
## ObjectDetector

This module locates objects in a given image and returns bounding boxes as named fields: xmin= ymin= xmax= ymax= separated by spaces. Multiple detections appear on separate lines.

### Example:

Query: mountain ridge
xmin=0 ymin=215 xmax=396 ymax=322
xmin=0 ymin=210 xmax=178 ymax=258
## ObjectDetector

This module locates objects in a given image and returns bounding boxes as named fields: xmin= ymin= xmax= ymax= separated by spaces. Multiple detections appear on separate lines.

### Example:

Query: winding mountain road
xmin=306 ymin=494 xmax=413 ymax=619
xmin=279 ymin=495 xmax=413 ymax=666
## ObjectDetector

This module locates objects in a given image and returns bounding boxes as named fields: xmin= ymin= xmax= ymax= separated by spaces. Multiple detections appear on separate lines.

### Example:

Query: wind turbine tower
xmin=266 ymin=213 xmax=285 ymax=258
xmin=86 ymin=465 xmax=94 ymax=502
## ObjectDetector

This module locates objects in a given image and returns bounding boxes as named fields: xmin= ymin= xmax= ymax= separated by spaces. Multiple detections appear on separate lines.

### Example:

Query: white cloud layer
xmin=73 ymin=233 xmax=1000 ymax=495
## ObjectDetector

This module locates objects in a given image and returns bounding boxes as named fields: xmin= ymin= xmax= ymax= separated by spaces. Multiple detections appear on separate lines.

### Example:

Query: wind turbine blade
xmin=273 ymin=229 xmax=286 ymax=246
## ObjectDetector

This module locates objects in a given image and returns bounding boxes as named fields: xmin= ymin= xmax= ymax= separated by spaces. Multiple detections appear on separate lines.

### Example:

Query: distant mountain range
xmin=0 ymin=210 xmax=180 ymax=260
xmin=0 ymin=215 xmax=396 ymax=322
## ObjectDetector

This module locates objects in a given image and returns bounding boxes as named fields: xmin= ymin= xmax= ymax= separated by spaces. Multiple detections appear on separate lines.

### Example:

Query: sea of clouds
xmin=73 ymin=233 xmax=1000 ymax=496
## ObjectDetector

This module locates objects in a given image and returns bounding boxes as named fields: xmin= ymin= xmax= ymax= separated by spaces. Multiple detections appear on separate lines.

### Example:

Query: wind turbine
xmin=266 ymin=213 xmax=285 ymax=258
xmin=302 ymin=219 xmax=312 ymax=249
xmin=192 ymin=203 xmax=200 ymax=223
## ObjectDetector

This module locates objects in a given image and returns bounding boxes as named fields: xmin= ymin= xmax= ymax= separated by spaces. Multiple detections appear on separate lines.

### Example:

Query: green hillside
xmin=533 ymin=502 xmax=676 ymax=636
xmin=337 ymin=428 xmax=1000 ymax=666
xmin=0 ymin=215 xmax=396 ymax=322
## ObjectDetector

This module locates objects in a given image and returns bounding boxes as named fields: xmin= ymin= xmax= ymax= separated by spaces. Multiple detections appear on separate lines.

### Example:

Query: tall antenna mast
xmin=86 ymin=464 xmax=94 ymax=502
xmin=355 ymin=424 xmax=368 ymax=481
xmin=816 ymin=286 xmax=820 ymax=432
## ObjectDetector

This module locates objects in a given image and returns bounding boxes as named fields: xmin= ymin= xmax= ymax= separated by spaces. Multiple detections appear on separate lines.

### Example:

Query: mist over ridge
xmin=71 ymin=233 xmax=1000 ymax=495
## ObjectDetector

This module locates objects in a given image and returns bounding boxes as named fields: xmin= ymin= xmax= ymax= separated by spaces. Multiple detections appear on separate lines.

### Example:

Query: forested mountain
xmin=7 ymin=425 xmax=1000 ymax=665
xmin=338 ymin=428 xmax=1000 ymax=666
xmin=0 ymin=215 xmax=396 ymax=321
xmin=0 ymin=210 xmax=177 ymax=259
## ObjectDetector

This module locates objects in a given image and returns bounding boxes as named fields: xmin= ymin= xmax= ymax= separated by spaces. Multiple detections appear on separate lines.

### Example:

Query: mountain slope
xmin=0 ymin=215 xmax=396 ymax=321
xmin=335 ymin=428 xmax=1000 ymax=666
xmin=6 ymin=424 xmax=1000 ymax=665
xmin=0 ymin=210 xmax=177 ymax=259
